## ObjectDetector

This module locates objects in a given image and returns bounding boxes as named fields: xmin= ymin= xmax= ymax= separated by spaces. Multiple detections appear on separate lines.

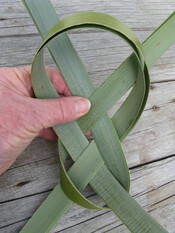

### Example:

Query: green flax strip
xmin=21 ymin=0 xmax=175 ymax=232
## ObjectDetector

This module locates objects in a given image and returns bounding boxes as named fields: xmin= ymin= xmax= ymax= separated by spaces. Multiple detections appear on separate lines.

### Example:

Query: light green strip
xmin=91 ymin=165 xmax=167 ymax=233
xmin=59 ymin=140 xmax=107 ymax=210
xmin=32 ymin=11 xmax=149 ymax=192
xmin=20 ymin=140 xmax=104 ymax=233
xmin=25 ymin=0 xmax=131 ymax=192
xmin=29 ymin=11 xmax=162 ymax=233
xmin=19 ymin=0 xmax=174 ymax=232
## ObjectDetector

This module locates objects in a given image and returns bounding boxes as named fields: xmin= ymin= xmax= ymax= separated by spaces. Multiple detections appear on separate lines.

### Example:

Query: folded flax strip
xmin=21 ymin=0 xmax=175 ymax=232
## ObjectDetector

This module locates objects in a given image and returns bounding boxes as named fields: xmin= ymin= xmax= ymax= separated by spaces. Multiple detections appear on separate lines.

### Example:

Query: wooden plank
xmin=0 ymin=33 xmax=175 ymax=83
xmin=122 ymin=81 xmax=175 ymax=167
xmin=0 ymin=157 xmax=174 ymax=232
xmin=0 ymin=79 xmax=174 ymax=170
xmin=0 ymin=31 xmax=175 ymax=81
xmin=0 ymin=81 xmax=174 ymax=203
xmin=0 ymin=0 xmax=175 ymax=232
xmin=1 ymin=196 xmax=174 ymax=233
xmin=53 ymin=196 xmax=175 ymax=233
xmin=0 ymin=0 xmax=175 ymax=36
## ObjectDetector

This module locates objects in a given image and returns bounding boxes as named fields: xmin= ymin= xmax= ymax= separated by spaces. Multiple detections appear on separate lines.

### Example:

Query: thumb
xmin=30 ymin=96 xmax=91 ymax=130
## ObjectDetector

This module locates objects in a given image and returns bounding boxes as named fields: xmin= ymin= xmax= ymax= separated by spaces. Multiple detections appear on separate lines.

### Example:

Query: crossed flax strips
xmin=21 ymin=1 xmax=175 ymax=232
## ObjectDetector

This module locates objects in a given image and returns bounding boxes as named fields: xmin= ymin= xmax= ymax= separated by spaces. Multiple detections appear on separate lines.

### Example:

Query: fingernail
xmin=75 ymin=98 xmax=91 ymax=115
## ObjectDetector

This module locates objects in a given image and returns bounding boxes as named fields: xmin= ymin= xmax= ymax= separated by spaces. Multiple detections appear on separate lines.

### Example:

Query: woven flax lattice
xmin=21 ymin=0 xmax=175 ymax=232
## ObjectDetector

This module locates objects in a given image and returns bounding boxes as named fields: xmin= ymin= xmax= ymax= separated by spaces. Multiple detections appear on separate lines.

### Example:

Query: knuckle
xmin=58 ymin=99 xmax=66 ymax=123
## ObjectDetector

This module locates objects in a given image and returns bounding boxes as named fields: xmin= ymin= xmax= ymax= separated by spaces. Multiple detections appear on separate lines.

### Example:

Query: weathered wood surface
xmin=0 ymin=0 xmax=175 ymax=232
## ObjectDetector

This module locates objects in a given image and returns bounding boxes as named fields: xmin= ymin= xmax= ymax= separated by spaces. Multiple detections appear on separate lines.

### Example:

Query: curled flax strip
xmin=21 ymin=0 xmax=175 ymax=232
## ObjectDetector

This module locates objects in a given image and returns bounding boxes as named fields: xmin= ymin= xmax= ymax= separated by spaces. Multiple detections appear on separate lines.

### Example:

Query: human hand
xmin=0 ymin=66 xmax=91 ymax=175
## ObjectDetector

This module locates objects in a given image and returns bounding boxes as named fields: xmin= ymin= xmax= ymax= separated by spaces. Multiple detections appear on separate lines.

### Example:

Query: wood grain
xmin=0 ymin=81 xmax=174 ymax=201
xmin=0 ymin=157 xmax=174 ymax=232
